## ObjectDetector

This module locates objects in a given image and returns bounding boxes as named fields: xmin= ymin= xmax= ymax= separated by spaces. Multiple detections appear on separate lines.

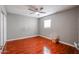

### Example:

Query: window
xmin=44 ymin=20 xmax=51 ymax=28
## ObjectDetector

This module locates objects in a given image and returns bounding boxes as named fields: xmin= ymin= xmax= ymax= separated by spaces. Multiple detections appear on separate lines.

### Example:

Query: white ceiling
xmin=5 ymin=5 xmax=76 ymax=18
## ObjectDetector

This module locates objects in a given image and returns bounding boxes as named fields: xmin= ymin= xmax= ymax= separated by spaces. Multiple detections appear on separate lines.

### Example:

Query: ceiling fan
xmin=28 ymin=5 xmax=46 ymax=15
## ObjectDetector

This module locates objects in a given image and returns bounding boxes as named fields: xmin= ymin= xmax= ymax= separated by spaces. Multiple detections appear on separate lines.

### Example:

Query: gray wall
xmin=7 ymin=13 xmax=38 ymax=40
xmin=77 ymin=8 xmax=79 ymax=40
xmin=78 ymin=16 xmax=79 ymax=40
xmin=39 ymin=8 xmax=78 ymax=45
xmin=0 ymin=6 xmax=1 ymax=41
xmin=39 ymin=15 xmax=53 ymax=39
xmin=0 ymin=6 xmax=1 ymax=46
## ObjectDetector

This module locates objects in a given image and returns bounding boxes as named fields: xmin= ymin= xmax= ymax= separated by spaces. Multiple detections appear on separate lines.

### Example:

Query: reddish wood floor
xmin=2 ymin=36 xmax=79 ymax=54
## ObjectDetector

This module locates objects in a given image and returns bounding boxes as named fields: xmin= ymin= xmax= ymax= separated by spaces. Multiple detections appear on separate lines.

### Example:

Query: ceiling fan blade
xmin=39 ymin=12 xmax=46 ymax=13
xmin=28 ymin=8 xmax=36 ymax=12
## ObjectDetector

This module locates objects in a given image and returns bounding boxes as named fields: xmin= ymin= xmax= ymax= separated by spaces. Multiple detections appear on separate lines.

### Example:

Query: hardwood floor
xmin=2 ymin=36 xmax=79 ymax=54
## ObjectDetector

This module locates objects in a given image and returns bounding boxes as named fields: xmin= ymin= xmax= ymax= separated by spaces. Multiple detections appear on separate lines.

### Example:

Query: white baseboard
xmin=0 ymin=46 xmax=3 ymax=54
xmin=39 ymin=35 xmax=75 ymax=48
xmin=39 ymin=35 xmax=52 ymax=40
xmin=59 ymin=41 xmax=75 ymax=47
xmin=7 ymin=35 xmax=50 ymax=42
xmin=7 ymin=35 xmax=75 ymax=48
xmin=7 ymin=35 xmax=38 ymax=41
xmin=0 ymin=42 xmax=6 ymax=54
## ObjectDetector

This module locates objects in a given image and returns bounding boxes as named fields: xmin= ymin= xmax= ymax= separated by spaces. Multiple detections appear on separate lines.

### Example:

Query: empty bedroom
xmin=0 ymin=5 xmax=79 ymax=54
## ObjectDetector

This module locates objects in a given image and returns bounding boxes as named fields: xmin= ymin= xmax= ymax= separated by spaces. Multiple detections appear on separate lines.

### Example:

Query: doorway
xmin=0 ymin=9 xmax=6 ymax=50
